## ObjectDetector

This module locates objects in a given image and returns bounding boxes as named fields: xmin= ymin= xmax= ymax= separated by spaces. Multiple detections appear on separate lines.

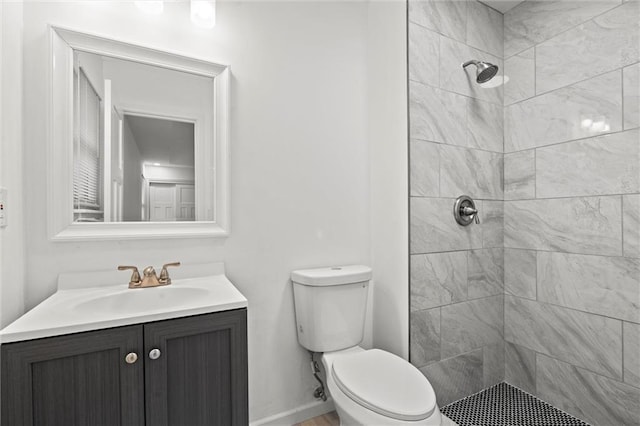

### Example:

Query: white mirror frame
xmin=48 ymin=26 xmax=230 ymax=240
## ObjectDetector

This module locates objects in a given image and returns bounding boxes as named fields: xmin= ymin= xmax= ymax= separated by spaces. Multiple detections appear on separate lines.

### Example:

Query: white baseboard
xmin=250 ymin=398 xmax=335 ymax=426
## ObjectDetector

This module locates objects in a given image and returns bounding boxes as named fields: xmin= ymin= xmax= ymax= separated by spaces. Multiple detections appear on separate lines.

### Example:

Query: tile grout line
xmin=438 ymin=305 xmax=443 ymax=369
xmin=437 ymin=27 xmax=442 ymax=91
xmin=505 ymin=126 xmax=639 ymax=155
xmin=506 ymin=293 xmax=639 ymax=333
xmin=411 ymin=293 xmax=505 ymax=314
xmin=414 ymin=192 xmax=639 ymax=203
xmin=533 ymin=147 xmax=537 ymax=199
xmin=408 ymin=19 xmax=502 ymax=62
xmin=505 ymin=63 xmax=637 ymax=109
xmin=533 ymin=250 xmax=538 ymax=302
xmin=412 ymin=245 xmax=634 ymax=260
xmin=533 ymin=44 xmax=537 ymax=97
xmin=410 ymin=136 xmax=505 ymax=155
xmin=508 ymin=127 xmax=638 ymax=154
xmin=533 ymin=349 xmax=538 ymax=395
xmin=503 ymin=0 xmax=628 ymax=62
xmin=621 ymin=67 xmax=625 ymax=130
xmin=523 ymin=349 xmax=637 ymax=392
xmin=621 ymin=195 xmax=625 ymax=256
xmin=621 ymin=321 xmax=625 ymax=383
xmin=437 ymin=144 xmax=442 ymax=199
xmin=506 ymin=127 xmax=638 ymax=156
xmin=492 ymin=245 xmax=634 ymax=261
xmin=437 ymin=137 xmax=441 ymax=198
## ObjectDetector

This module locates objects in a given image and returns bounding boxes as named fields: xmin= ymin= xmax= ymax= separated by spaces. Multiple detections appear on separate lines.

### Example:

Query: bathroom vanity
xmin=0 ymin=265 xmax=248 ymax=426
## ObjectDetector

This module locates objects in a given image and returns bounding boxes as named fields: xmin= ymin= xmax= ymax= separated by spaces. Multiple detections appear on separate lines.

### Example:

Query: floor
xmin=295 ymin=411 xmax=339 ymax=426
xmin=441 ymin=382 xmax=590 ymax=426
xmin=297 ymin=383 xmax=589 ymax=426
xmin=296 ymin=410 xmax=458 ymax=425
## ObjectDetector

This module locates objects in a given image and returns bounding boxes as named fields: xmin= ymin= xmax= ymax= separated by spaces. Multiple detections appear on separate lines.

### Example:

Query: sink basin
xmin=73 ymin=286 xmax=210 ymax=315
xmin=0 ymin=267 xmax=248 ymax=344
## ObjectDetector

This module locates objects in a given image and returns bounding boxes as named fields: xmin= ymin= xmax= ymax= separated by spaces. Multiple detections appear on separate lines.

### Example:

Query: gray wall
xmin=408 ymin=1 xmax=640 ymax=422
xmin=502 ymin=1 xmax=640 ymax=425
xmin=407 ymin=0 xmax=505 ymax=405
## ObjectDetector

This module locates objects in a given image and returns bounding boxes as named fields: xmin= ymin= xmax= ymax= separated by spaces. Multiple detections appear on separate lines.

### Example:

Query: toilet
xmin=292 ymin=265 xmax=442 ymax=426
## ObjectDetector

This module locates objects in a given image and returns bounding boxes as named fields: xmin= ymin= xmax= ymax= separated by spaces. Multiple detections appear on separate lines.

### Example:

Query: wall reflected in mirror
xmin=72 ymin=50 xmax=214 ymax=223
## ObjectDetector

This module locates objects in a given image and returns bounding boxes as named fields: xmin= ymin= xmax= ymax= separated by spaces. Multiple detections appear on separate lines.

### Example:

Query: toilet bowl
xmin=322 ymin=346 xmax=441 ymax=426
xmin=291 ymin=265 xmax=442 ymax=426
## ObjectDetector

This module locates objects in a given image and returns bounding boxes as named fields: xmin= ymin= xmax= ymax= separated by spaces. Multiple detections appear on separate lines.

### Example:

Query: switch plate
xmin=0 ymin=188 xmax=6 ymax=228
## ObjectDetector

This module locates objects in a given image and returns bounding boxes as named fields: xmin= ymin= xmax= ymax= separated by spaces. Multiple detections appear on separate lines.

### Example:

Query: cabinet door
xmin=1 ymin=325 xmax=144 ymax=426
xmin=144 ymin=309 xmax=248 ymax=426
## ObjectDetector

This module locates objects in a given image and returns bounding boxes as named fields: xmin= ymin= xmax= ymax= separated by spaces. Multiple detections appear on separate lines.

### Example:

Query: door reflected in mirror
xmin=125 ymin=116 xmax=195 ymax=222
xmin=72 ymin=50 xmax=213 ymax=223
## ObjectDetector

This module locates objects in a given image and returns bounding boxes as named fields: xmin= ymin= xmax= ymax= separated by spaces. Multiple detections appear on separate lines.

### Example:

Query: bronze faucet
xmin=118 ymin=262 xmax=181 ymax=289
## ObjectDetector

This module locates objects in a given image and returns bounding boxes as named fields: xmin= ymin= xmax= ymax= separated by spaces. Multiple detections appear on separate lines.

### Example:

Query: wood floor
xmin=294 ymin=411 xmax=340 ymax=426
xmin=295 ymin=410 xmax=458 ymax=426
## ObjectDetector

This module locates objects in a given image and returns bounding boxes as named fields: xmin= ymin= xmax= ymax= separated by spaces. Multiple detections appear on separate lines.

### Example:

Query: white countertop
xmin=0 ymin=264 xmax=247 ymax=344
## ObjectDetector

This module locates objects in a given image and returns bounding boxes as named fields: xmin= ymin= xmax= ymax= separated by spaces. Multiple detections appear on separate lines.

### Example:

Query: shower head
xmin=462 ymin=60 xmax=499 ymax=84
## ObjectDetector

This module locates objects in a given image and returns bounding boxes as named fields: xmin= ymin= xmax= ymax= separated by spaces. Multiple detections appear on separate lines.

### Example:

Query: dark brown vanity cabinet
xmin=1 ymin=308 xmax=248 ymax=426
xmin=144 ymin=309 xmax=248 ymax=426
xmin=1 ymin=325 xmax=145 ymax=426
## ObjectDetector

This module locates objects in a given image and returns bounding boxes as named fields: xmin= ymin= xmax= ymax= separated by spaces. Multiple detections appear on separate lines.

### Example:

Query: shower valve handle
xmin=461 ymin=206 xmax=477 ymax=216
xmin=461 ymin=206 xmax=480 ymax=224
xmin=454 ymin=195 xmax=479 ymax=226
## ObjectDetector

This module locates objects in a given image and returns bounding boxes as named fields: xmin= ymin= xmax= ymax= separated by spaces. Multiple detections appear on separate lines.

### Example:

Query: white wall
xmin=219 ymin=2 xmax=372 ymax=419
xmin=15 ymin=1 xmax=405 ymax=421
xmin=0 ymin=0 xmax=26 ymax=328
xmin=367 ymin=0 xmax=409 ymax=359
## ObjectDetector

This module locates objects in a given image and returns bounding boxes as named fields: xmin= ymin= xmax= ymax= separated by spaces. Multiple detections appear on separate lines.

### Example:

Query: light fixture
xmin=134 ymin=1 xmax=164 ymax=15
xmin=191 ymin=0 xmax=216 ymax=29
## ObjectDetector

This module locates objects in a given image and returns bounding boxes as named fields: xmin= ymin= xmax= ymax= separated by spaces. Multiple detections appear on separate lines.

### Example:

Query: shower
xmin=462 ymin=59 xmax=499 ymax=83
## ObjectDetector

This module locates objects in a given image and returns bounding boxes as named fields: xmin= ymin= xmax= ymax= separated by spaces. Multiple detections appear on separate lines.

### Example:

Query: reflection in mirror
xmin=72 ymin=50 xmax=212 ymax=223
xmin=124 ymin=116 xmax=195 ymax=222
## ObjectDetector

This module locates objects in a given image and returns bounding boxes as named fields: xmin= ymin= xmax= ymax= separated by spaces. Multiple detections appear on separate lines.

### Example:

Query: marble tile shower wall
xmin=502 ymin=1 xmax=640 ymax=425
xmin=408 ymin=0 xmax=505 ymax=405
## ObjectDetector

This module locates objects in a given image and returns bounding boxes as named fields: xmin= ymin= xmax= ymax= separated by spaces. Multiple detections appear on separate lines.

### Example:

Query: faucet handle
xmin=118 ymin=265 xmax=141 ymax=286
xmin=159 ymin=262 xmax=181 ymax=285
xmin=143 ymin=266 xmax=156 ymax=277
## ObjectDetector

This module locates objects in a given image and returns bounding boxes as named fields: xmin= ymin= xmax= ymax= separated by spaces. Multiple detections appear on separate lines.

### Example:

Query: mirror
xmin=49 ymin=27 xmax=230 ymax=240
xmin=73 ymin=51 xmax=206 ymax=223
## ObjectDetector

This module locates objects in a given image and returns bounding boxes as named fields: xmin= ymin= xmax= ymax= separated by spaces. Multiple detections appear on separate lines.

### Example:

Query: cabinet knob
xmin=125 ymin=352 xmax=138 ymax=364
xmin=149 ymin=348 xmax=162 ymax=360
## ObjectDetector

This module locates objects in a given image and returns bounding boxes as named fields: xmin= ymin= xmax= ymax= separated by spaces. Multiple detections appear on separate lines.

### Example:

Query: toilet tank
xmin=291 ymin=265 xmax=372 ymax=352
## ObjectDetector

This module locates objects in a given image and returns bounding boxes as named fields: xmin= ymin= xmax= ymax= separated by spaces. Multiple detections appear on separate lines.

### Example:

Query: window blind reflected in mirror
xmin=73 ymin=67 xmax=103 ymax=222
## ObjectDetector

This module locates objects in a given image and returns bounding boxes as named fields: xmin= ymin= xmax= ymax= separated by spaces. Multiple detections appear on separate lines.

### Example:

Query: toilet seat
xmin=331 ymin=349 xmax=437 ymax=422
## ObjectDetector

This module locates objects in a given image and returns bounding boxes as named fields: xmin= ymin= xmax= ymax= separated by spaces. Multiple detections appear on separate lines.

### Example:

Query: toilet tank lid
xmin=291 ymin=265 xmax=372 ymax=286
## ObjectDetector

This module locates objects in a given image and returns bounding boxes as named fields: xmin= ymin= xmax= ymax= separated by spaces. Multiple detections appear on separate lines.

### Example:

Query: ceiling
xmin=125 ymin=115 xmax=195 ymax=167
xmin=479 ymin=0 xmax=524 ymax=13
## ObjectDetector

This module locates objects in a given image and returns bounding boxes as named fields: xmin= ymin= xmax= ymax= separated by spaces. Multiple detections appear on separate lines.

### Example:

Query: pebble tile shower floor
xmin=441 ymin=382 xmax=590 ymax=426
